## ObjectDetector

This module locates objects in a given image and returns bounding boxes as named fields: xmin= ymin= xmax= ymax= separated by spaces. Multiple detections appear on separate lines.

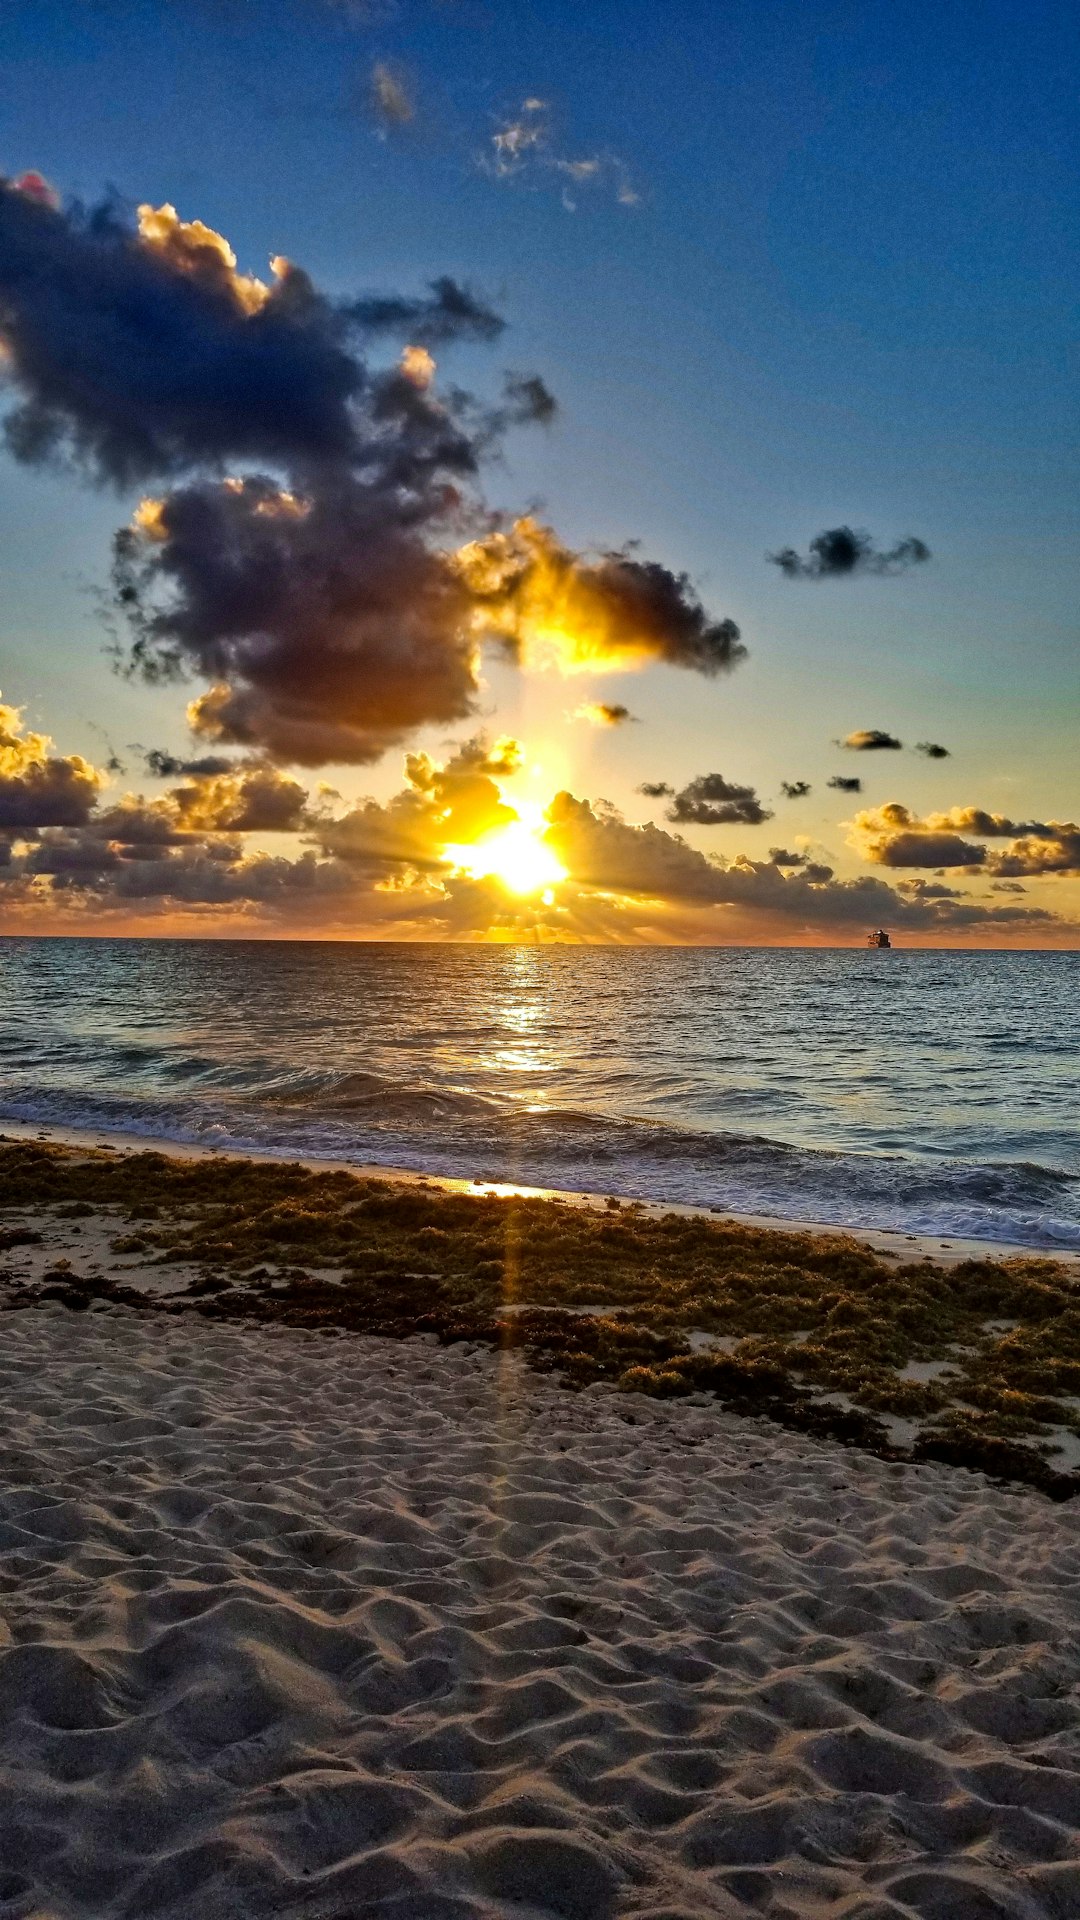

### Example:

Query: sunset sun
xmin=443 ymin=808 xmax=566 ymax=897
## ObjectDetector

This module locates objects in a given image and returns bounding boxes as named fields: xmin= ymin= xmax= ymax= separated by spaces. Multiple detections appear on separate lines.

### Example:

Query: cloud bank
xmin=0 ymin=689 xmax=1062 ymax=942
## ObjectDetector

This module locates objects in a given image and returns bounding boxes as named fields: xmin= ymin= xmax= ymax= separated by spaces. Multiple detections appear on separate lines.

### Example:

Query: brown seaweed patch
xmin=1 ymin=1141 xmax=1079 ymax=1495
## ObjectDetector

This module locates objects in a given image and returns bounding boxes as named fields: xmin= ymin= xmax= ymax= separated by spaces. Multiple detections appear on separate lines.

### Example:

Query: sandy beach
xmin=1 ymin=1299 xmax=1079 ymax=1920
xmin=2 ymin=1136 xmax=1080 ymax=1918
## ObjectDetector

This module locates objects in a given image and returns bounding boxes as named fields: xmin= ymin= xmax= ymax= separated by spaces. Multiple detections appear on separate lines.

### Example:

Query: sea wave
xmin=1 ymin=1070 xmax=1078 ymax=1251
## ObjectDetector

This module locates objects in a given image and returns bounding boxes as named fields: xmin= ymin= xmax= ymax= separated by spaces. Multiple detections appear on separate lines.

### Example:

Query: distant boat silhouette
xmin=866 ymin=928 xmax=892 ymax=949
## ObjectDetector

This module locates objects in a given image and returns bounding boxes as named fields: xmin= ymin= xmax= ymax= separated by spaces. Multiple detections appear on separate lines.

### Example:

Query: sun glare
xmin=443 ymin=809 xmax=566 ymax=897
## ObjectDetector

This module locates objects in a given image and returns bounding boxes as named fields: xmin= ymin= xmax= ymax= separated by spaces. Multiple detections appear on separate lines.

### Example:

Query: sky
xmin=0 ymin=0 xmax=1076 ymax=944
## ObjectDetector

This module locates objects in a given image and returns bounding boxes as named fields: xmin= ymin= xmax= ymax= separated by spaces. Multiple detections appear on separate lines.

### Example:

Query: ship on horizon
xmin=867 ymin=928 xmax=892 ymax=949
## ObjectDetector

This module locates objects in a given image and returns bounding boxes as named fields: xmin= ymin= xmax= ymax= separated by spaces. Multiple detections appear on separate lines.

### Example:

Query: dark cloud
xmin=0 ymin=760 xmax=103 ymax=830
xmin=768 ymin=527 xmax=931 ymax=580
xmin=118 ymin=484 xmax=743 ymax=766
xmin=769 ymin=848 xmax=805 ymax=867
xmin=916 ymin=741 xmax=950 ymax=759
xmin=572 ymin=703 xmax=636 ymax=727
xmin=780 ymin=779 xmax=811 ymax=799
xmin=664 ymin=773 xmax=772 ymax=828
xmin=348 ymin=275 xmax=505 ymax=346
xmin=898 ymin=879 xmax=966 ymax=900
xmin=0 ymin=175 xmax=506 ymax=487
xmin=25 ymin=832 xmax=122 ymax=876
xmin=638 ymin=781 xmax=674 ymax=799
xmin=828 ymin=775 xmax=863 ymax=794
xmin=4 ymin=172 xmax=744 ymax=770
xmin=144 ymin=749 xmax=240 ymax=778
xmin=169 ymin=766 xmax=311 ymax=833
xmin=499 ymin=371 xmax=558 ymax=427
xmin=112 ymin=489 xmax=747 ymax=767
xmin=113 ymin=473 xmax=488 ymax=766
xmin=843 ymin=729 xmax=903 ymax=752
xmin=86 ymin=799 xmax=196 ymax=848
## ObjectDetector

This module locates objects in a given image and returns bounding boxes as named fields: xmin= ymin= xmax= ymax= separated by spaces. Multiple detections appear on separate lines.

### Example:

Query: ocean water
xmin=0 ymin=938 xmax=1076 ymax=1248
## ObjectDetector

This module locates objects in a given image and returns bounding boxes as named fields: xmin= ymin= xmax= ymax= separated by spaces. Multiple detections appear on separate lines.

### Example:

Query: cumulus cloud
xmin=768 ymin=528 xmax=931 ymax=580
xmin=842 ymin=729 xmax=903 ymax=752
xmin=482 ymin=99 xmax=638 ymax=210
xmin=456 ymin=518 xmax=745 ymax=679
xmin=115 ymin=473 xmax=485 ymax=765
xmin=0 ymin=175 xmax=511 ymax=486
xmin=769 ymin=848 xmax=804 ymax=867
xmin=571 ymin=702 xmax=636 ymax=727
xmin=314 ymin=737 xmax=519 ymax=872
xmin=987 ymin=833 xmax=1080 ymax=877
xmin=780 ymin=779 xmax=811 ymax=799
xmin=168 ymin=766 xmax=311 ymax=833
xmin=0 ymin=700 xmax=104 ymax=829
xmin=827 ymin=775 xmax=862 ymax=793
xmin=0 ymin=173 xmax=742 ymax=768
xmin=122 ymin=486 xmax=740 ymax=766
xmin=849 ymin=801 xmax=1080 ymax=877
xmin=449 ymin=734 xmax=526 ymax=777
xmin=663 ymin=773 xmax=772 ymax=828
xmin=848 ymin=803 xmax=986 ymax=869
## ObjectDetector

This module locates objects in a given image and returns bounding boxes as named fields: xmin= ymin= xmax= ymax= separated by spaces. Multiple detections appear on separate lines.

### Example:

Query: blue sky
xmin=0 ymin=0 xmax=1076 ymax=940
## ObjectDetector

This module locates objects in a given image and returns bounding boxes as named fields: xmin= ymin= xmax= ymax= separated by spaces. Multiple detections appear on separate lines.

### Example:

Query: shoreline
xmin=2 ymin=1112 xmax=1078 ymax=1275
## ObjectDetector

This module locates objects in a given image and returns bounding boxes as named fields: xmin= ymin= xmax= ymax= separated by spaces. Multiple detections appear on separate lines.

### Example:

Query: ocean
xmin=0 ymin=938 xmax=1076 ymax=1248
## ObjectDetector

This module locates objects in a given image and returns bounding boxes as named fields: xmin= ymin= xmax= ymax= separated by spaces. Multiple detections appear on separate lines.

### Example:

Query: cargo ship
xmin=867 ymin=928 xmax=892 ymax=949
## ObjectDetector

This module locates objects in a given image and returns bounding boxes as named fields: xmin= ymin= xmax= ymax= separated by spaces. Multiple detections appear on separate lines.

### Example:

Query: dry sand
xmin=1 ymin=1303 xmax=1079 ymax=1918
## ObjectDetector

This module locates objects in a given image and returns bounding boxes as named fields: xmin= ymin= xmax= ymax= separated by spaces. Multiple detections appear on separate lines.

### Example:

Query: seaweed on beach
xmin=1 ymin=1140 xmax=1079 ymax=1497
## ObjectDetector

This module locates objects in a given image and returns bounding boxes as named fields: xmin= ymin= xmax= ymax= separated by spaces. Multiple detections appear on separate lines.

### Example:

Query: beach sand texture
xmin=1 ymin=1307 xmax=1079 ymax=1919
